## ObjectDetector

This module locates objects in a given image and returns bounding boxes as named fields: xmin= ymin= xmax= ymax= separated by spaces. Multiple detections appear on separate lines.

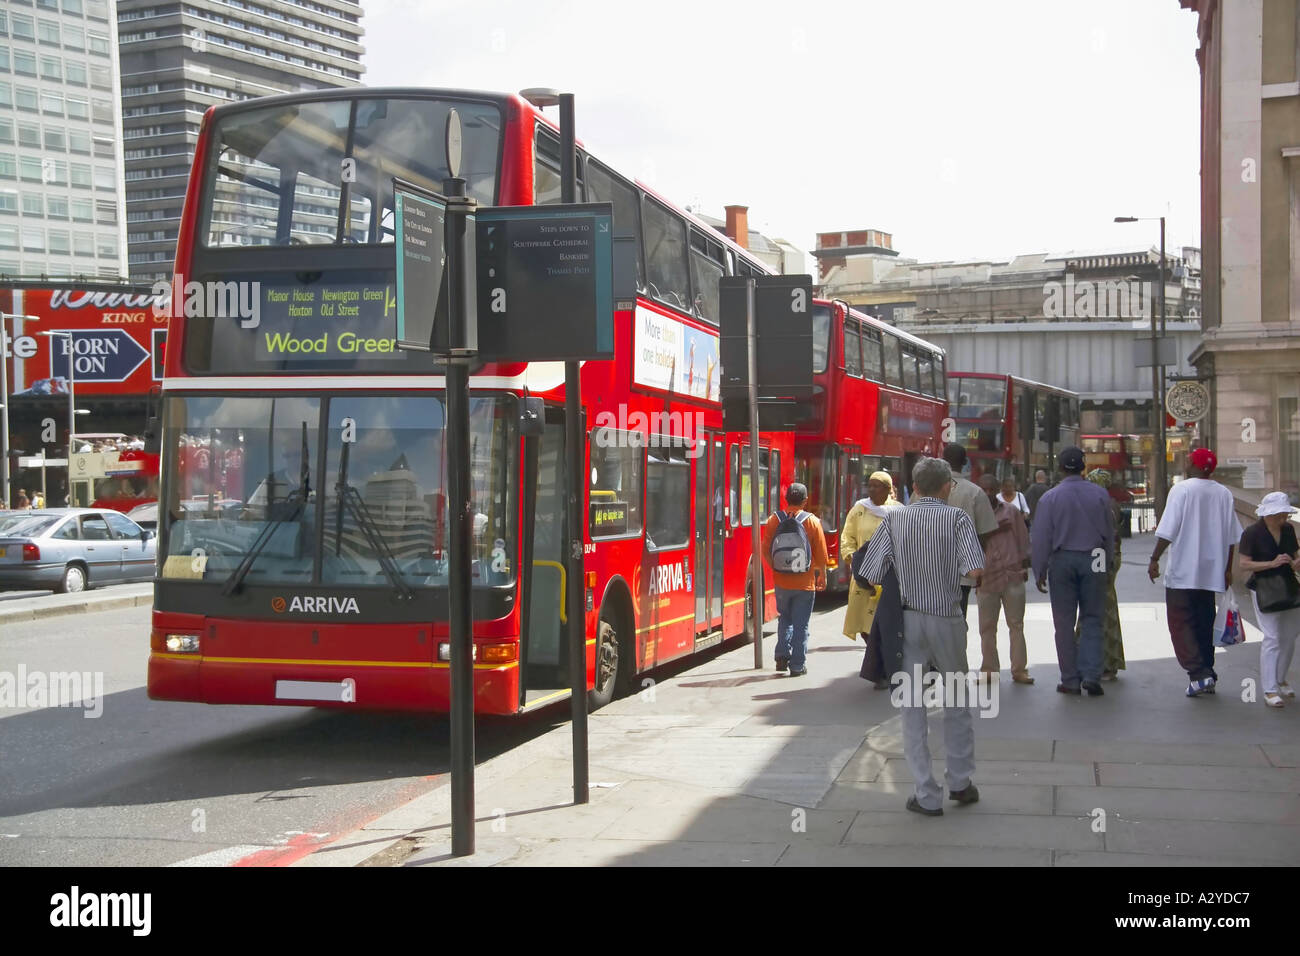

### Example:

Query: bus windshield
xmin=159 ymin=393 xmax=516 ymax=589
xmin=949 ymin=376 xmax=1007 ymax=420
xmin=202 ymin=96 xmax=503 ymax=248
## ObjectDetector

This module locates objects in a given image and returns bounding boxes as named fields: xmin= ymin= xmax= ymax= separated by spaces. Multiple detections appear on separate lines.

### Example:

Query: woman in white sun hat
xmin=1237 ymin=491 xmax=1300 ymax=707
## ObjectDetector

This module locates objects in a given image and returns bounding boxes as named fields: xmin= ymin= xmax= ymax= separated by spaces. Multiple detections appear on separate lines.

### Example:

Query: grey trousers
xmin=900 ymin=609 xmax=976 ymax=811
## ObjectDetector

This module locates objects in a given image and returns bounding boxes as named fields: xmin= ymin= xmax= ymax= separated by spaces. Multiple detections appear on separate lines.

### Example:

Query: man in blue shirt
xmin=1031 ymin=447 xmax=1115 ymax=696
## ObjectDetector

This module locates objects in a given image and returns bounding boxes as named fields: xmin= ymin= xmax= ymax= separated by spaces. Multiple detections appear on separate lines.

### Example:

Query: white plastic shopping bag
xmin=1212 ymin=589 xmax=1246 ymax=647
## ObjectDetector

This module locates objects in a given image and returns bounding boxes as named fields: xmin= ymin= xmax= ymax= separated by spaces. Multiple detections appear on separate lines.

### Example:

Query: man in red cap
xmin=1148 ymin=447 xmax=1241 ymax=697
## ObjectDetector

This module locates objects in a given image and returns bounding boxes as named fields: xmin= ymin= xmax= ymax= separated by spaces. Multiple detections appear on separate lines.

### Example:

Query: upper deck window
xmin=951 ymin=376 xmax=1008 ymax=421
xmin=811 ymin=304 xmax=829 ymax=374
xmin=201 ymin=96 xmax=502 ymax=248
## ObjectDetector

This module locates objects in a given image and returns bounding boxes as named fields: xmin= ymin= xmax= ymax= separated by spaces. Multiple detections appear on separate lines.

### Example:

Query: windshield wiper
xmin=222 ymin=422 xmax=312 ymax=597
xmin=333 ymin=439 xmax=413 ymax=601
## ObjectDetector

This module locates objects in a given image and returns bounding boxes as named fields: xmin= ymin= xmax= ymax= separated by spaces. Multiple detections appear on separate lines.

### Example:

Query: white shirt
xmin=1155 ymin=477 xmax=1240 ymax=591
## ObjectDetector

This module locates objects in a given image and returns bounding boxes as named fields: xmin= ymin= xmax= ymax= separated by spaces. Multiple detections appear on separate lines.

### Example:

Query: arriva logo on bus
xmin=273 ymin=595 xmax=361 ymax=614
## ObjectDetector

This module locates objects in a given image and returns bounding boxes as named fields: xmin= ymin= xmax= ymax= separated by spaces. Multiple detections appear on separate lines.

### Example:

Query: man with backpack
xmin=761 ymin=483 xmax=829 ymax=676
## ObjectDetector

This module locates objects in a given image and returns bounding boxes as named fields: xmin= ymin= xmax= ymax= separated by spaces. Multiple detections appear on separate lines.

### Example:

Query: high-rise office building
xmin=117 ymin=0 xmax=365 ymax=282
xmin=0 ymin=0 xmax=128 ymax=281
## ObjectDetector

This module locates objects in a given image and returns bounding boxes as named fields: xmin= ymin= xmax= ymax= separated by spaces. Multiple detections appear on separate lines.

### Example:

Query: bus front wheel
xmin=587 ymin=609 xmax=622 ymax=710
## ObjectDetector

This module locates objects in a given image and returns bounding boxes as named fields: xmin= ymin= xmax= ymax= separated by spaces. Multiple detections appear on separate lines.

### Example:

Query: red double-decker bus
xmin=946 ymin=372 xmax=1080 ymax=485
xmin=794 ymin=299 xmax=948 ymax=590
xmin=147 ymin=87 xmax=794 ymax=715
xmin=1081 ymin=434 xmax=1147 ymax=503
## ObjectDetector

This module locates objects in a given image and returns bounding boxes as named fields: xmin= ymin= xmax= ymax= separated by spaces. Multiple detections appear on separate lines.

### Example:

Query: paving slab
xmin=1052 ymin=740 xmax=1271 ymax=767
xmin=1097 ymin=763 xmax=1300 ymax=792
xmin=776 ymin=843 xmax=1052 ymax=867
xmin=876 ymin=757 xmax=1096 ymax=787
xmin=1055 ymin=785 xmax=1300 ymax=825
xmin=820 ymin=780 xmax=1055 ymax=815
xmin=844 ymin=810 xmax=1103 ymax=851
xmin=1054 ymin=850 xmax=1257 ymax=867
xmin=1103 ymin=818 xmax=1300 ymax=864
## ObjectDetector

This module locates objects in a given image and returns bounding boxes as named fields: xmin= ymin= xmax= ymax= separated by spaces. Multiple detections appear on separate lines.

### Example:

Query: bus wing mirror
xmin=143 ymin=416 xmax=163 ymax=455
xmin=520 ymin=397 xmax=545 ymax=438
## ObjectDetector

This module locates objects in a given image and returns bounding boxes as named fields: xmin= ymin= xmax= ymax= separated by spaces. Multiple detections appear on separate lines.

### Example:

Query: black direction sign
xmin=393 ymin=182 xmax=448 ymax=352
xmin=719 ymin=274 xmax=814 ymax=397
xmin=475 ymin=202 xmax=614 ymax=361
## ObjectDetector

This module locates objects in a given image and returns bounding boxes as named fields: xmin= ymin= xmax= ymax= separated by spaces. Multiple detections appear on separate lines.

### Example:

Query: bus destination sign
xmin=589 ymin=500 xmax=629 ymax=536
xmin=475 ymin=202 xmax=614 ymax=362
xmin=251 ymin=278 xmax=400 ymax=364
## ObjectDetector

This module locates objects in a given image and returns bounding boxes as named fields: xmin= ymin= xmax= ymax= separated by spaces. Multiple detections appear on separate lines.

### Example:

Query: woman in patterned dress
xmin=1076 ymin=468 xmax=1126 ymax=679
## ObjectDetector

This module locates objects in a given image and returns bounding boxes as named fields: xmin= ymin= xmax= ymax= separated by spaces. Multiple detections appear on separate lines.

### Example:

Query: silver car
xmin=0 ymin=508 xmax=157 ymax=593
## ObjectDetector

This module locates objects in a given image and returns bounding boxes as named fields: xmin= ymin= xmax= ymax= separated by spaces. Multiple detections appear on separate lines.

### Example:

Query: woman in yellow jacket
xmin=841 ymin=471 xmax=904 ymax=645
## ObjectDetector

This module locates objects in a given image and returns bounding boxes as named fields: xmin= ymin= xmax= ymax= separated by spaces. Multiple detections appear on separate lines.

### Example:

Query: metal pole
xmin=443 ymin=174 xmax=476 ymax=858
xmin=746 ymin=278 xmax=764 ymax=669
xmin=69 ymin=334 xmax=76 ymax=505
xmin=1 ymin=316 xmax=9 ymax=509
xmin=560 ymin=92 xmax=589 ymax=805
xmin=1156 ymin=217 xmax=1168 ymax=519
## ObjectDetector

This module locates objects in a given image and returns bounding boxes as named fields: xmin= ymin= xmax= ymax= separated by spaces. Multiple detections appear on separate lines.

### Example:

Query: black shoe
xmin=1082 ymin=681 xmax=1104 ymax=697
xmin=906 ymin=795 xmax=943 ymax=816
xmin=789 ymin=666 xmax=807 ymax=677
xmin=949 ymin=783 xmax=980 ymax=805
xmin=1056 ymin=683 xmax=1081 ymax=695
xmin=775 ymin=658 xmax=788 ymax=673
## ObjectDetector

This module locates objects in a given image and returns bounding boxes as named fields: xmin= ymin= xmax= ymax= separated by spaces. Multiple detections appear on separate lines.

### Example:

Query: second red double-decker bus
xmin=946 ymin=372 xmax=1080 ymax=485
xmin=147 ymin=87 xmax=797 ymax=716
xmin=794 ymin=299 xmax=948 ymax=590
xmin=1081 ymin=434 xmax=1148 ymax=502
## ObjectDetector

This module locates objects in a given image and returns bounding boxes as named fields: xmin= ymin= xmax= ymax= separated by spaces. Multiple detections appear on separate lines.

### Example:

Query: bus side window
xmin=881 ymin=331 xmax=902 ymax=388
xmin=643 ymin=198 xmax=690 ymax=313
xmin=586 ymin=157 xmax=643 ymax=291
xmin=843 ymin=321 xmax=862 ymax=377
xmin=688 ymin=229 xmax=725 ymax=324
xmin=860 ymin=327 xmax=883 ymax=383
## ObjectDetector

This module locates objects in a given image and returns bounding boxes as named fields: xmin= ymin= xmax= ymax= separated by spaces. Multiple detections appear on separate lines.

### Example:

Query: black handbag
xmin=1253 ymin=568 xmax=1300 ymax=613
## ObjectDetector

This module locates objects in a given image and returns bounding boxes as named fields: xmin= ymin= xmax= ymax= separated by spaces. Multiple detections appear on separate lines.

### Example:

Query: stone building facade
xmin=1180 ymin=0 xmax=1300 ymax=505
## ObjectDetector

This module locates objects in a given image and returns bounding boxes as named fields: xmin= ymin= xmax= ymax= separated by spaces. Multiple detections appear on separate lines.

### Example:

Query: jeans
xmin=775 ymin=588 xmax=815 ymax=669
xmin=1048 ymin=550 xmax=1105 ymax=687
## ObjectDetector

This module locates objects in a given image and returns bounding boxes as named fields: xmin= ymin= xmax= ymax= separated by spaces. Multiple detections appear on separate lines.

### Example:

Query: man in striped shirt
xmin=860 ymin=457 xmax=985 ymax=816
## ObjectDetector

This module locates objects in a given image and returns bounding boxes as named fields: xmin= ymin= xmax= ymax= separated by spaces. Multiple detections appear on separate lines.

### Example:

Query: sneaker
xmin=1082 ymin=681 xmax=1104 ymax=697
xmin=1264 ymin=692 xmax=1285 ymax=708
xmin=1279 ymin=683 xmax=1296 ymax=699
xmin=775 ymin=658 xmax=788 ymax=673
xmin=949 ymin=783 xmax=980 ymax=805
xmin=1186 ymin=677 xmax=1216 ymax=697
xmin=788 ymin=666 xmax=807 ymax=677
xmin=905 ymin=795 xmax=943 ymax=816
xmin=1202 ymin=676 xmax=1216 ymax=694
xmin=1056 ymin=683 xmax=1081 ymax=695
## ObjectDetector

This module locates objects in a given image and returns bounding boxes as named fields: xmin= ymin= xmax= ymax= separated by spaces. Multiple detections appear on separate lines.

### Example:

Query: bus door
xmin=520 ymin=405 xmax=569 ymax=705
xmin=694 ymin=436 xmax=725 ymax=636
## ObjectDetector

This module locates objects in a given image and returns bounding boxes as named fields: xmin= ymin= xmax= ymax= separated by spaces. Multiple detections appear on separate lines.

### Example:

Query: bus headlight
xmin=165 ymin=634 xmax=200 ymax=653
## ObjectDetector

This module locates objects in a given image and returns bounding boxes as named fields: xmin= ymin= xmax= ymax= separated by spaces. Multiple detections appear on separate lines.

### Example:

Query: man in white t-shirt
xmin=1148 ymin=448 xmax=1240 ymax=697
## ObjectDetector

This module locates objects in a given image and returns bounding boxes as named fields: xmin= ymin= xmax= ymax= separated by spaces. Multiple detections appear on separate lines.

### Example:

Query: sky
xmin=359 ymin=0 xmax=1202 ymax=268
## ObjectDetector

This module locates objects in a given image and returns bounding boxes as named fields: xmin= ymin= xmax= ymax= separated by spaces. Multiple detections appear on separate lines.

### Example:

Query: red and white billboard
xmin=2 ymin=286 xmax=168 ymax=397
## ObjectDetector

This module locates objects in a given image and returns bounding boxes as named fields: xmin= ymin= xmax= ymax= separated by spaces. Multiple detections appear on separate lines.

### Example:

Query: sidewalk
xmin=300 ymin=533 xmax=1300 ymax=867
xmin=0 ymin=583 xmax=153 ymax=625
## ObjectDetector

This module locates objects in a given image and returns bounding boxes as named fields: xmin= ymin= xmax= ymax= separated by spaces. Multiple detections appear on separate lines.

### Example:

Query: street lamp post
xmin=1114 ymin=216 xmax=1169 ymax=520
xmin=1 ymin=312 xmax=39 ymax=509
